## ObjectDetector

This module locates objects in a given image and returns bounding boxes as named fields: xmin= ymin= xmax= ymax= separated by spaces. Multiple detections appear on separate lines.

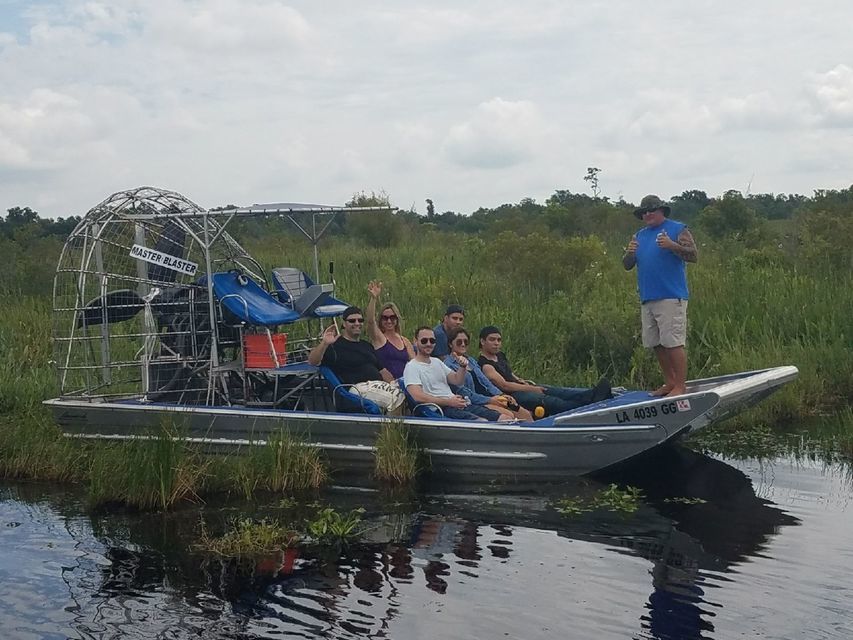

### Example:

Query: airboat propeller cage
xmin=51 ymin=186 xmax=393 ymax=403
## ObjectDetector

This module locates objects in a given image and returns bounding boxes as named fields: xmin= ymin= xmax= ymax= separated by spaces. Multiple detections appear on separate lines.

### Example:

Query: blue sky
xmin=1 ymin=0 xmax=853 ymax=217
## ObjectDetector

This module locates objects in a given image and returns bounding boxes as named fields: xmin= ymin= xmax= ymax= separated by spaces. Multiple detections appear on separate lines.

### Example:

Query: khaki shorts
xmin=641 ymin=299 xmax=687 ymax=348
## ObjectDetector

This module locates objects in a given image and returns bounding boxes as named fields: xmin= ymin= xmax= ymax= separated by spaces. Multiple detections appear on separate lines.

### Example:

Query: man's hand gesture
xmin=321 ymin=324 xmax=339 ymax=345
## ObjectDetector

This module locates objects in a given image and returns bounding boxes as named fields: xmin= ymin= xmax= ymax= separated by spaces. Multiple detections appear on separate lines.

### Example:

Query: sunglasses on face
xmin=419 ymin=337 xmax=437 ymax=345
xmin=344 ymin=317 xmax=364 ymax=324
xmin=454 ymin=339 xmax=469 ymax=346
xmin=381 ymin=314 xmax=398 ymax=321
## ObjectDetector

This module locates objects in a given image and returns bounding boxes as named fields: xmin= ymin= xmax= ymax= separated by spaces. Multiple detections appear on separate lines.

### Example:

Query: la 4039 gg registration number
xmin=615 ymin=401 xmax=684 ymax=424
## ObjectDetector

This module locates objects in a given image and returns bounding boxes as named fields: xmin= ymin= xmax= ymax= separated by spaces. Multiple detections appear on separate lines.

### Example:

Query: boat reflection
xmin=5 ymin=445 xmax=800 ymax=639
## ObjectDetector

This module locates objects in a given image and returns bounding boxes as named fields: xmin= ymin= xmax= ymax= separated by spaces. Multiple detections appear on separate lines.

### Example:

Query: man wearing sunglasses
xmin=623 ymin=194 xmax=698 ymax=398
xmin=308 ymin=306 xmax=394 ymax=385
xmin=403 ymin=326 xmax=485 ymax=421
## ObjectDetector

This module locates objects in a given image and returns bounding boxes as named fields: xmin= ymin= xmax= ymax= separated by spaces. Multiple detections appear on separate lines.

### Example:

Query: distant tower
xmin=426 ymin=198 xmax=435 ymax=218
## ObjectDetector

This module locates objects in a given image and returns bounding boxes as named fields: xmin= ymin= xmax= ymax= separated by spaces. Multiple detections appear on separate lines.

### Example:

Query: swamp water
xmin=1 ymin=445 xmax=851 ymax=640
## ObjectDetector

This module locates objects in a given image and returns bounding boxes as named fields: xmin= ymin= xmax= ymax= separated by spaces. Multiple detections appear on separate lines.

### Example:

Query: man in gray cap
xmin=432 ymin=304 xmax=465 ymax=358
xmin=623 ymin=195 xmax=698 ymax=397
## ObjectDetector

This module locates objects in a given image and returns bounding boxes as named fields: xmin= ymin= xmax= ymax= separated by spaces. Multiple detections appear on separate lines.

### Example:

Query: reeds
xmin=229 ymin=429 xmax=328 ymax=498
xmin=87 ymin=420 xmax=209 ymax=510
xmin=373 ymin=420 xmax=422 ymax=484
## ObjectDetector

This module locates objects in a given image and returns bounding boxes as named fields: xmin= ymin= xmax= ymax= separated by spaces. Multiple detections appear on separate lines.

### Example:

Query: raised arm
xmin=674 ymin=228 xmax=698 ymax=263
xmin=655 ymin=228 xmax=699 ymax=263
xmin=365 ymin=280 xmax=385 ymax=347
xmin=307 ymin=324 xmax=338 ymax=366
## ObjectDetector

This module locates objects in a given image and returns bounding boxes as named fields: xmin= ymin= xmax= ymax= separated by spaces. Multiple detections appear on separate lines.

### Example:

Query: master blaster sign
xmin=129 ymin=244 xmax=199 ymax=277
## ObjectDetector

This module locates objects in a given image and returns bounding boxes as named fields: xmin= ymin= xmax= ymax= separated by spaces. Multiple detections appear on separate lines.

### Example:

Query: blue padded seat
xmin=205 ymin=272 xmax=301 ymax=326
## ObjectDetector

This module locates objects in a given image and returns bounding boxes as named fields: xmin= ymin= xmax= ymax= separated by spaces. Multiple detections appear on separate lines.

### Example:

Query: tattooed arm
xmin=672 ymin=228 xmax=698 ymax=263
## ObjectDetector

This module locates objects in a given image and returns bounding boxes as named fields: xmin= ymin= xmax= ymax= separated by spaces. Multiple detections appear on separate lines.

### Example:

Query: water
xmin=1 ymin=446 xmax=851 ymax=640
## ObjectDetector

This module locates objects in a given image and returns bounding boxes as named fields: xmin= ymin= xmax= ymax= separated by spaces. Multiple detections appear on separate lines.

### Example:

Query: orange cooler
xmin=244 ymin=333 xmax=287 ymax=368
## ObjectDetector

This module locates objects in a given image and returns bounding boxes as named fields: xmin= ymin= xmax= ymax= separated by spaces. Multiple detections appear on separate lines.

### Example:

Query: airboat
xmin=44 ymin=186 xmax=798 ymax=482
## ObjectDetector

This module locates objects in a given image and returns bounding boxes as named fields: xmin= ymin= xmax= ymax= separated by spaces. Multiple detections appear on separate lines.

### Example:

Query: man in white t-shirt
xmin=403 ymin=326 xmax=485 ymax=421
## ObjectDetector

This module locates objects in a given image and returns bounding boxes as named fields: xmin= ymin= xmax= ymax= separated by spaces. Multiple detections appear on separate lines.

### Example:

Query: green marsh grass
xmin=196 ymin=518 xmax=299 ymax=557
xmin=229 ymin=429 xmax=328 ymax=498
xmin=0 ymin=410 xmax=87 ymax=482
xmin=373 ymin=420 xmax=422 ymax=484
xmin=87 ymin=420 xmax=209 ymax=510
xmin=1 ymin=222 xmax=852 ymax=492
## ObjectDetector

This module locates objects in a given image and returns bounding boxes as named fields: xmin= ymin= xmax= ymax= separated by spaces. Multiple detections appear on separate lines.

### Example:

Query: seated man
xmin=308 ymin=306 xmax=394 ymax=385
xmin=431 ymin=304 xmax=465 ymax=358
xmin=443 ymin=327 xmax=532 ymax=422
xmin=403 ymin=326 xmax=485 ymax=421
xmin=476 ymin=325 xmax=612 ymax=417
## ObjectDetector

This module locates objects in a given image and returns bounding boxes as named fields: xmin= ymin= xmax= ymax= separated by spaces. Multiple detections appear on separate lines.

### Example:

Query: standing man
xmin=623 ymin=194 xmax=698 ymax=397
xmin=432 ymin=304 xmax=465 ymax=358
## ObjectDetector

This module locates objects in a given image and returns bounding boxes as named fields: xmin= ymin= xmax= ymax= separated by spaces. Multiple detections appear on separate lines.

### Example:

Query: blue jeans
xmin=444 ymin=406 xmax=487 ymax=421
xmin=511 ymin=385 xmax=593 ymax=416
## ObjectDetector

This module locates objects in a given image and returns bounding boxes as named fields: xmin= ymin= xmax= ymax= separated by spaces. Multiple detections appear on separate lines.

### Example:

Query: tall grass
xmin=1 ymin=226 xmax=851 ymax=454
xmin=87 ymin=420 xmax=209 ymax=510
xmin=229 ymin=429 xmax=328 ymax=498
xmin=373 ymin=421 xmax=422 ymax=484
xmin=0 ymin=410 xmax=87 ymax=482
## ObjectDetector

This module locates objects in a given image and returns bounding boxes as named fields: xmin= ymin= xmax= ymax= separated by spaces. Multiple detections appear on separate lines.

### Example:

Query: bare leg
xmin=651 ymin=345 xmax=673 ymax=396
xmin=664 ymin=346 xmax=687 ymax=397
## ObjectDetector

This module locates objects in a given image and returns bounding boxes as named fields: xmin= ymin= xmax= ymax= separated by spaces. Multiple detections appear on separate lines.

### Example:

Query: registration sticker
xmin=676 ymin=399 xmax=691 ymax=412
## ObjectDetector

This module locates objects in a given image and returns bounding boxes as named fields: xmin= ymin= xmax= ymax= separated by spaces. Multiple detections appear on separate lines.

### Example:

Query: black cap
xmin=445 ymin=304 xmax=464 ymax=316
xmin=341 ymin=305 xmax=363 ymax=320
xmin=479 ymin=325 xmax=501 ymax=340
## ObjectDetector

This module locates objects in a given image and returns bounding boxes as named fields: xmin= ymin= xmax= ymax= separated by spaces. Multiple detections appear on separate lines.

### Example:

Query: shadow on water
xmin=0 ymin=445 xmax=802 ymax=639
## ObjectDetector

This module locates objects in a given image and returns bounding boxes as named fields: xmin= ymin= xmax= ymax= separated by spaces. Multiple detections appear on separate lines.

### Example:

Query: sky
xmin=1 ymin=0 xmax=852 ymax=218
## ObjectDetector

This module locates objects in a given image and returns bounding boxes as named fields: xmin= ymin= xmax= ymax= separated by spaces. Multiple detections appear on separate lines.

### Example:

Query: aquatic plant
xmin=306 ymin=506 xmax=365 ymax=544
xmin=373 ymin=420 xmax=422 ymax=484
xmin=663 ymin=497 xmax=708 ymax=505
xmin=88 ymin=419 xmax=208 ymax=510
xmin=592 ymin=484 xmax=644 ymax=513
xmin=688 ymin=423 xmax=785 ymax=460
xmin=553 ymin=496 xmax=593 ymax=516
xmin=196 ymin=517 xmax=299 ymax=557
xmin=229 ymin=429 xmax=327 ymax=498
xmin=554 ymin=484 xmax=644 ymax=516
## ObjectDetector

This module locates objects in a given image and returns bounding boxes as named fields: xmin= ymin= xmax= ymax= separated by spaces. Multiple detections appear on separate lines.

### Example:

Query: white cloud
xmin=443 ymin=97 xmax=544 ymax=169
xmin=808 ymin=64 xmax=853 ymax=127
xmin=2 ymin=1 xmax=853 ymax=216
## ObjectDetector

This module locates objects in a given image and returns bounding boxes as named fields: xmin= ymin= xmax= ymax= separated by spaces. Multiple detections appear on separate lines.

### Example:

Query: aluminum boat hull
xmin=45 ymin=366 xmax=798 ymax=482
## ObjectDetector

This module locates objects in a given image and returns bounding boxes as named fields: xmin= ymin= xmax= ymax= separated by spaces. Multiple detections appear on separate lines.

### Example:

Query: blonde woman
xmin=366 ymin=280 xmax=415 ymax=379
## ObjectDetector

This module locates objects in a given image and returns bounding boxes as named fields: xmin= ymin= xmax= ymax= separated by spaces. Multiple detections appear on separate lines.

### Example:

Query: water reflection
xmin=0 ymin=447 xmax=814 ymax=639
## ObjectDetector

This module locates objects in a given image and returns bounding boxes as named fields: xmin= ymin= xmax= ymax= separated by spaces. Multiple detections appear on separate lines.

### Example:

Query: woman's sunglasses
xmin=381 ymin=314 xmax=398 ymax=321
xmin=453 ymin=339 xmax=469 ymax=346
xmin=418 ymin=337 xmax=437 ymax=345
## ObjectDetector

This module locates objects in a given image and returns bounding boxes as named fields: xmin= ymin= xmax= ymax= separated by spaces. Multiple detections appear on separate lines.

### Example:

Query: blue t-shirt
xmin=635 ymin=219 xmax=690 ymax=303
xmin=432 ymin=323 xmax=450 ymax=358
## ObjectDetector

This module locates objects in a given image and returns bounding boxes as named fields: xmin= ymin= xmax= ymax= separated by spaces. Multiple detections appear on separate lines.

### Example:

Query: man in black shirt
xmin=476 ymin=325 xmax=611 ymax=416
xmin=308 ymin=306 xmax=394 ymax=385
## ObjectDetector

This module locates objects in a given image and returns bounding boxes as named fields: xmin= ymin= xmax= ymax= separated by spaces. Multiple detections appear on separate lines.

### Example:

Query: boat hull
xmin=44 ymin=366 xmax=797 ymax=482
